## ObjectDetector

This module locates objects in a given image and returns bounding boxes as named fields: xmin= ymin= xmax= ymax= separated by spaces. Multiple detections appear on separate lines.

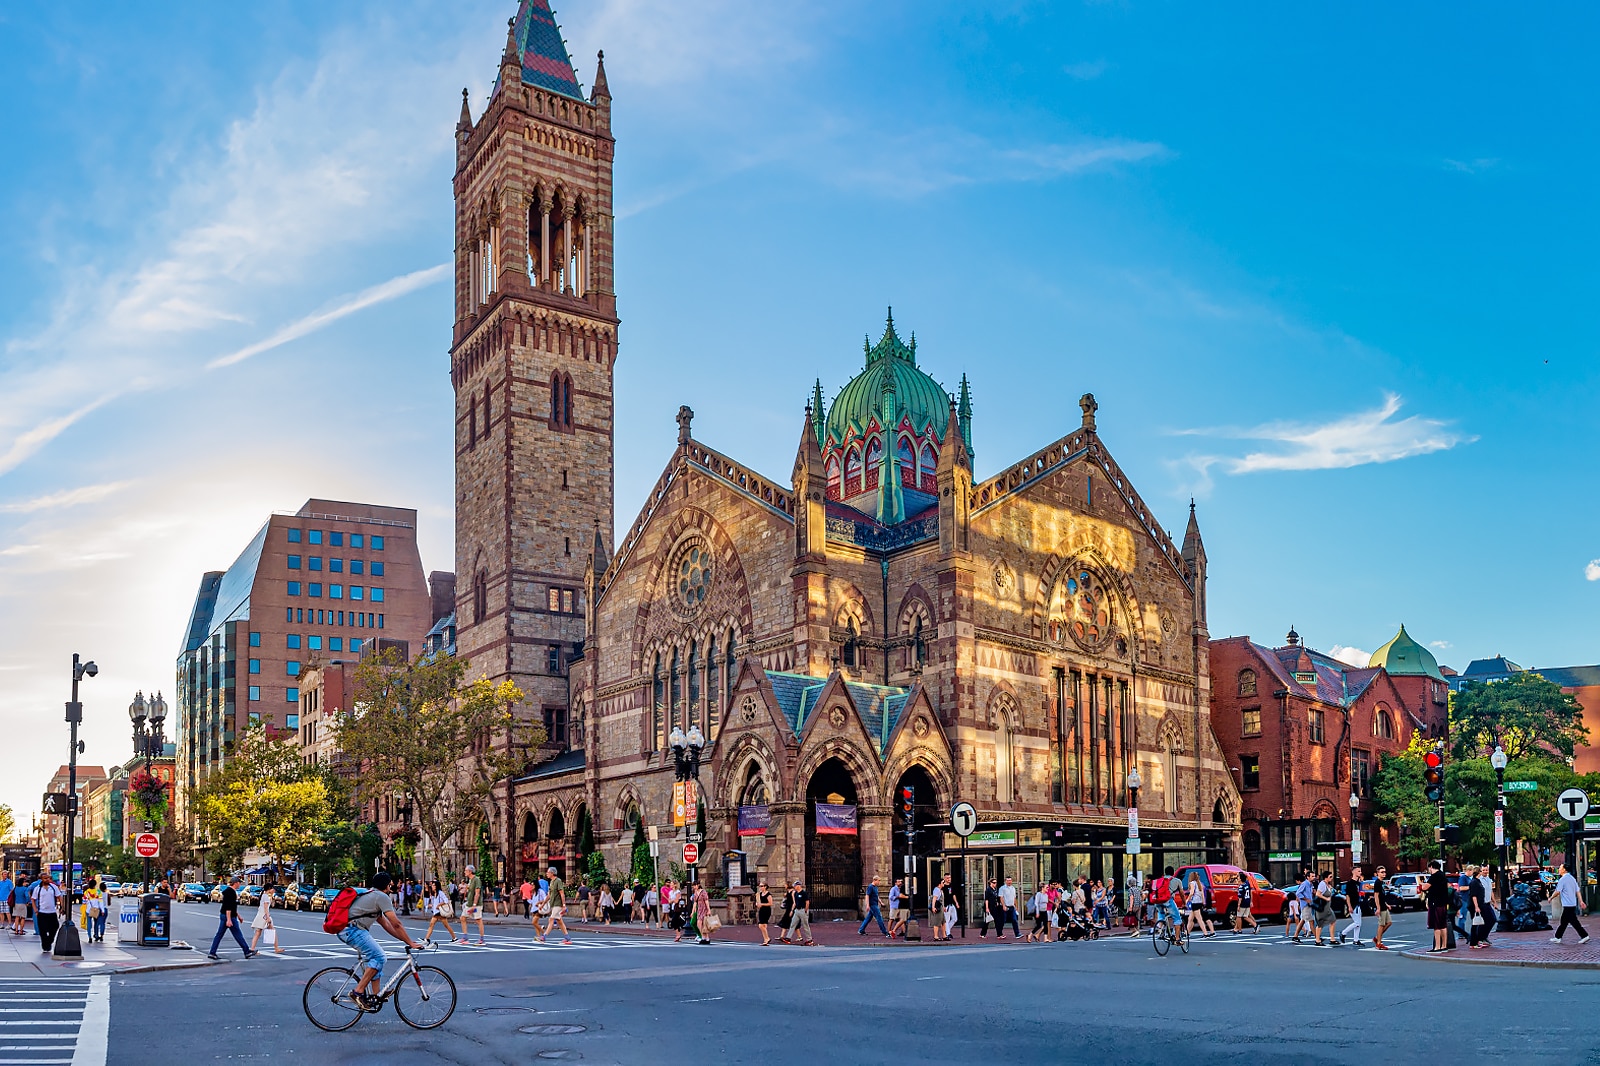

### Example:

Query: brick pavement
xmin=1401 ymin=927 xmax=1600 ymax=970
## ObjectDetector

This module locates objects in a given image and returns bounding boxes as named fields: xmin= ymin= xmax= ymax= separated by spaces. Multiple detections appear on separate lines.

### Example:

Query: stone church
xmin=451 ymin=0 xmax=1240 ymax=912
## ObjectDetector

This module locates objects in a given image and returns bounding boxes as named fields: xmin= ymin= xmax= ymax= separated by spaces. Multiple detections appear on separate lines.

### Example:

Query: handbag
xmin=262 ymin=927 xmax=277 ymax=946
xmin=438 ymin=901 xmax=455 ymax=918
xmin=1471 ymin=912 xmax=1485 ymax=928
xmin=702 ymin=912 xmax=721 ymax=933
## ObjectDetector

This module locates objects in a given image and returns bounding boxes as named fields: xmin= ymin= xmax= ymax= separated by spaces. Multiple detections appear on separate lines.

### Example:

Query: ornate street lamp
xmin=129 ymin=690 xmax=168 ymax=893
xmin=669 ymin=726 xmax=706 ymax=885
xmin=1490 ymin=744 xmax=1509 ymax=909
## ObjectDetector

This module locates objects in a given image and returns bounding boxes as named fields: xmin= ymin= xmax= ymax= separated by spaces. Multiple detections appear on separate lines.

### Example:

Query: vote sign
xmin=134 ymin=833 xmax=161 ymax=858
xmin=949 ymin=802 xmax=978 ymax=837
xmin=683 ymin=842 xmax=699 ymax=865
xmin=1557 ymin=788 xmax=1591 ymax=823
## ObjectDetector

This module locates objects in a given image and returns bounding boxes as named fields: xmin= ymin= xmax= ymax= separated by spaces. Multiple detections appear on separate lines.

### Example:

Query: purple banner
xmin=814 ymin=801 xmax=858 ymax=836
xmin=737 ymin=805 xmax=771 ymax=837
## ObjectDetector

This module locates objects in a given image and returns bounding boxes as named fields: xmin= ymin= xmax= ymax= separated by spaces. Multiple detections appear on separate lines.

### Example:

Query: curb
xmin=1399 ymin=948 xmax=1600 ymax=972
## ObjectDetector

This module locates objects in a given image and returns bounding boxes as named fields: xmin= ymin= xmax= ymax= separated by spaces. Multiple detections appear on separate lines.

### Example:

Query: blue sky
xmin=2 ymin=1 xmax=1597 ymax=820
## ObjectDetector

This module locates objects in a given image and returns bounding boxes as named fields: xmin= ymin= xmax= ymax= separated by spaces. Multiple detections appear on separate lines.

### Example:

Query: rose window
xmin=677 ymin=544 xmax=712 ymax=610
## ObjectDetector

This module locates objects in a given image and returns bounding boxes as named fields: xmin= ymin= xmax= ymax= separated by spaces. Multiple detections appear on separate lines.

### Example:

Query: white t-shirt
xmin=33 ymin=883 xmax=63 ymax=915
xmin=999 ymin=884 xmax=1016 ymax=907
xmin=1558 ymin=873 xmax=1581 ymax=908
xmin=621 ymin=888 xmax=634 ymax=905
xmin=1031 ymin=890 xmax=1048 ymax=916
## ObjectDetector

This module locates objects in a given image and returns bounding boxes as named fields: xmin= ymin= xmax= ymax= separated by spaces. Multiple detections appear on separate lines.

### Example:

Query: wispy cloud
xmin=1430 ymin=640 xmax=1453 ymax=650
xmin=828 ymin=128 xmax=1169 ymax=197
xmin=1444 ymin=157 xmax=1500 ymax=175
xmin=1586 ymin=560 xmax=1600 ymax=582
xmin=1330 ymin=644 xmax=1371 ymax=668
xmin=0 ymin=394 xmax=121 ymax=477
xmin=1064 ymin=59 xmax=1111 ymax=80
xmin=1176 ymin=393 xmax=1474 ymax=490
xmin=207 ymin=264 xmax=448 ymax=370
xmin=0 ymin=480 xmax=135 ymax=514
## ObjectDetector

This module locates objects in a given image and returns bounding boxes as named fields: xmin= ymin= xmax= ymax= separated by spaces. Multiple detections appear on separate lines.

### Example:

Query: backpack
xmin=322 ymin=888 xmax=360 ymax=934
xmin=1152 ymin=877 xmax=1172 ymax=903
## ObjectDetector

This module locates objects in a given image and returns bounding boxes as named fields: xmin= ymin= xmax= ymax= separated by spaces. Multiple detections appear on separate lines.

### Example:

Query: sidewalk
xmin=0 ymin=920 xmax=211 ymax=978
xmin=1401 ymin=928 xmax=1600 ymax=970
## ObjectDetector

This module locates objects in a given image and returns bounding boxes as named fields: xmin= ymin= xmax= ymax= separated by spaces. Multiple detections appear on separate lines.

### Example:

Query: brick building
xmin=39 ymin=764 xmax=107 ymax=866
xmin=1210 ymin=626 xmax=1443 ymax=883
xmin=174 ymin=499 xmax=432 ymax=824
xmin=451 ymin=1 xmax=1240 ymax=911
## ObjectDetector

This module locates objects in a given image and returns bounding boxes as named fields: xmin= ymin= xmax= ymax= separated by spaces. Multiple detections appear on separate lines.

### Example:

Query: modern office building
xmin=174 ymin=499 xmax=432 ymax=823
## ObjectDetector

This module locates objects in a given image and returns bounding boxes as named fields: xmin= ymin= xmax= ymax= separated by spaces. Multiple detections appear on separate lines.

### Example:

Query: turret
xmin=937 ymin=399 xmax=972 ymax=557
xmin=793 ymin=403 xmax=827 ymax=563
xmin=592 ymin=49 xmax=611 ymax=105
xmin=1181 ymin=499 xmax=1207 ymax=629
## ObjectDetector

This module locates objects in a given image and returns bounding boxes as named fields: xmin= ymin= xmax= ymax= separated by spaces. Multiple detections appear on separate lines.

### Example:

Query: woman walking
xmin=1468 ymin=865 xmax=1494 ymax=949
xmin=424 ymin=880 xmax=465 ymax=944
xmin=81 ymin=878 xmax=106 ymax=943
xmin=693 ymin=883 xmax=714 ymax=945
xmin=249 ymin=883 xmax=285 ymax=955
xmin=755 ymin=882 xmax=773 ymax=945
xmin=598 ymin=883 xmax=616 ymax=924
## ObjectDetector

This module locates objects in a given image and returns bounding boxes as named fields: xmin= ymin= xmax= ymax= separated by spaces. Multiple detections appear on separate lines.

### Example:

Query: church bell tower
xmin=452 ymin=0 xmax=617 ymax=735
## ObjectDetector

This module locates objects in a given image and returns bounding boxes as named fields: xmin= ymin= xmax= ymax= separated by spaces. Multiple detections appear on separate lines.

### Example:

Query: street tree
xmin=190 ymin=726 xmax=338 ymax=876
xmin=0 ymin=803 xmax=15 ymax=843
xmin=339 ymin=648 xmax=536 ymax=883
xmin=1450 ymin=673 xmax=1589 ymax=762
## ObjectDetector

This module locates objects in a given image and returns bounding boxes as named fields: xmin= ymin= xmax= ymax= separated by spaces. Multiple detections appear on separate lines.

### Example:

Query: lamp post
xmin=1126 ymin=768 xmax=1142 ymax=932
xmin=1349 ymin=791 xmax=1361 ymax=875
xmin=129 ymin=690 xmax=168 ymax=894
xmin=669 ymin=726 xmax=705 ymax=887
xmin=1490 ymin=744 xmax=1508 ymax=910
xmin=54 ymin=653 xmax=98 ymax=959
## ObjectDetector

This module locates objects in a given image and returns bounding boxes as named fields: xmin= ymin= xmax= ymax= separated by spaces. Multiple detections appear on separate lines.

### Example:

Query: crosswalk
xmin=0 ymin=976 xmax=107 ymax=1066
xmin=1094 ymin=929 xmax=1420 ymax=953
xmin=255 ymin=932 xmax=673 ymax=962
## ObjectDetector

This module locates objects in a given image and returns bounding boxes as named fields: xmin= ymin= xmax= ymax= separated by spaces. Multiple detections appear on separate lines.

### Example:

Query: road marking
xmin=678 ymin=997 xmax=723 ymax=1003
xmin=69 ymin=976 xmax=107 ymax=1066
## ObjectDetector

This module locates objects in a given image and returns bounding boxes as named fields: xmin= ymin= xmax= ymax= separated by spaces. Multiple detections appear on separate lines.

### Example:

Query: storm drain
xmin=493 ymin=991 xmax=555 ymax=999
xmin=521 ymin=1023 xmax=588 ymax=1035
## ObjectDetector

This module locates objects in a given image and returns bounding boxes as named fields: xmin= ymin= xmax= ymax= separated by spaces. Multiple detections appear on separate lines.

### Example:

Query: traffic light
xmin=901 ymin=786 xmax=915 ymax=821
xmin=1423 ymin=745 xmax=1444 ymax=803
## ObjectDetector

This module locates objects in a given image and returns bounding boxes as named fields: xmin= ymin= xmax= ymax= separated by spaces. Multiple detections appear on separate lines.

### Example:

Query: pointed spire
xmin=1182 ymin=497 xmax=1206 ymax=574
xmin=502 ymin=16 xmax=520 ymax=68
xmin=591 ymin=49 xmax=611 ymax=101
xmin=876 ymin=372 xmax=905 ymax=525
xmin=509 ymin=0 xmax=586 ymax=101
xmin=591 ymin=518 xmax=608 ymax=574
xmin=457 ymin=87 xmax=473 ymax=133
xmin=956 ymin=373 xmax=974 ymax=461
xmin=810 ymin=379 xmax=826 ymax=444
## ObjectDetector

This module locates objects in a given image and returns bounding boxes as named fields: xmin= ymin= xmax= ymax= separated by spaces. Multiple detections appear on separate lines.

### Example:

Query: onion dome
xmin=1368 ymin=624 xmax=1446 ymax=682
xmin=821 ymin=310 xmax=954 ymax=451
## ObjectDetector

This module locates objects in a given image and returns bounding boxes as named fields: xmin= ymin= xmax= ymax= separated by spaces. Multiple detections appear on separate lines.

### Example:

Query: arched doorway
xmin=805 ymin=758 xmax=861 ymax=911
xmin=546 ymin=808 xmax=567 ymax=879
xmin=519 ymin=812 xmax=541 ymax=873
xmin=891 ymin=765 xmax=940 ymax=910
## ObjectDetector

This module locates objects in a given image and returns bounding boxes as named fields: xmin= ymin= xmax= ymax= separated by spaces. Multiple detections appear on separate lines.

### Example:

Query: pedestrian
xmin=1184 ymin=876 xmax=1209 ymax=938
xmin=539 ymin=866 xmax=572 ymax=945
xmin=82 ymin=877 xmax=107 ymax=943
xmin=424 ymin=879 xmax=464 ymax=944
xmin=249 ymin=883 xmax=286 ymax=955
xmin=1026 ymin=883 xmax=1049 ymax=942
xmin=577 ymin=880 xmax=592 ymax=922
xmin=777 ymin=882 xmax=796 ymax=943
xmin=1233 ymin=873 xmax=1260 ymax=934
xmin=619 ymin=882 xmax=634 ymax=923
xmin=1313 ymin=872 xmax=1340 ymax=947
xmin=858 ymin=875 xmax=888 ymax=937
xmin=13 ymin=873 xmax=33 ymax=936
xmin=1467 ymin=865 xmax=1493 ymax=949
xmin=756 ymin=882 xmax=773 ymax=945
xmin=1425 ymin=859 xmax=1453 ymax=952
xmin=1338 ymin=866 xmax=1364 ymax=947
xmin=886 ymin=880 xmax=905 ymax=939
xmin=942 ymin=875 xmax=959 ymax=939
xmin=0 ymin=870 xmax=11 ymax=936
xmin=786 ymin=880 xmax=814 ymax=945
xmin=1291 ymin=870 xmax=1315 ymax=942
xmin=462 ymin=865 xmax=486 ymax=945
xmin=598 ymin=883 xmax=615 ymax=924
xmin=206 ymin=875 xmax=255 ymax=961
xmin=520 ymin=876 xmax=535 ymax=920
xmin=693 ymin=882 xmax=716 ymax=945
xmin=999 ymin=876 xmax=1021 ymax=939
xmin=978 ymin=878 xmax=998 ymax=937
xmin=644 ymin=883 xmax=660 ymax=928
xmin=1370 ymin=865 xmax=1393 ymax=950
xmin=1091 ymin=880 xmax=1110 ymax=929
xmin=32 ymin=872 xmax=64 ymax=953
xmin=930 ymin=879 xmax=946 ymax=942
xmin=1550 ymin=863 xmax=1590 ymax=944
xmin=337 ymin=873 xmax=424 ymax=1011
xmin=1125 ymin=872 xmax=1144 ymax=934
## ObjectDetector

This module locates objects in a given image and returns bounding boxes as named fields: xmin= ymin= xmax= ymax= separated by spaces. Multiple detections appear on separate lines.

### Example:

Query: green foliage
xmin=477 ymin=824 xmax=496 ymax=887
xmin=72 ymin=837 xmax=117 ymax=874
xmin=191 ymin=725 xmax=342 ymax=876
xmin=585 ymin=850 xmax=609 ymax=887
xmin=1450 ymin=673 xmax=1589 ymax=762
xmin=576 ymin=806 xmax=596 ymax=862
xmin=0 ymin=803 xmax=15 ymax=843
xmin=629 ymin=820 xmax=653 ymax=884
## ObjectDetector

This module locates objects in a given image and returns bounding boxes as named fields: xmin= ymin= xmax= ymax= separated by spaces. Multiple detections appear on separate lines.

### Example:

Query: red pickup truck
xmin=1169 ymin=864 xmax=1289 ymax=924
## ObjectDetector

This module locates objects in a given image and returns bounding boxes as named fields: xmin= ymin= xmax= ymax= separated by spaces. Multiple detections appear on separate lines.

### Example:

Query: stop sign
xmin=134 ymin=833 xmax=160 ymax=858
xmin=683 ymin=842 xmax=699 ymax=865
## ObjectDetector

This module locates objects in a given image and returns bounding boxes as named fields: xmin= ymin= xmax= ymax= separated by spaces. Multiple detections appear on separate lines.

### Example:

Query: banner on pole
xmin=814 ymin=802 xmax=858 ymax=835
xmin=672 ymin=782 xmax=686 ymax=827
xmin=737 ymin=805 xmax=771 ymax=837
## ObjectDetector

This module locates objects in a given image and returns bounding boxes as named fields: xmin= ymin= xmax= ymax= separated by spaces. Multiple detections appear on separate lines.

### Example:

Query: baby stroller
xmin=1057 ymin=902 xmax=1098 ymax=941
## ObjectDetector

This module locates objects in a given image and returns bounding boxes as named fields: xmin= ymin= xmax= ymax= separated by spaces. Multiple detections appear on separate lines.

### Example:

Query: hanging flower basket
xmin=127 ymin=768 xmax=169 ymax=829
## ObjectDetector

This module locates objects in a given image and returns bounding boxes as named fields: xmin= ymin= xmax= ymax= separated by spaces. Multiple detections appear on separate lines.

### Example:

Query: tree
xmin=0 ymin=803 xmax=15 ymax=843
xmin=629 ymin=819 xmax=652 ymax=884
xmin=190 ymin=725 xmax=338 ymax=877
xmin=338 ymin=648 xmax=537 ymax=883
xmin=1450 ymin=673 xmax=1589 ymax=762
xmin=73 ymin=838 xmax=116 ymax=874
xmin=576 ymin=806 xmax=596 ymax=878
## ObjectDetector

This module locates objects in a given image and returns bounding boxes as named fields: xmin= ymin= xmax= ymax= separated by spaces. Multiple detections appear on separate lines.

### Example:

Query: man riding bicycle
xmin=1152 ymin=866 xmax=1184 ymax=931
xmin=338 ymin=873 xmax=425 ymax=1010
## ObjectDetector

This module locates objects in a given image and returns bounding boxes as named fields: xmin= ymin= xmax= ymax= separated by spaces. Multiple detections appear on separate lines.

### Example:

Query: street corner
xmin=1401 ymin=930 xmax=1600 ymax=970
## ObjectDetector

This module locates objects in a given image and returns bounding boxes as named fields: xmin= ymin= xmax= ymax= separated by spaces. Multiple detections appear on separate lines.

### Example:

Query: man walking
xmin=786 ymin=880 xmax=814 ymax=945
xmin=981 ymin=878 xmax=1000 ymax=937
xmin=1550 ymin=863 xmax=1590 ymax=944
xmin=1292 ymin=870 xmax=1315 ymax=943
xmin=0 ymin=870 xmax=11 ymax=935
xmin=1426 ymin=859 xmax=1452 ymax=952
xmin=1338 ymin=866 xmax=1364 ymax=947
xmin=206 ymin=875 xmax=255 ymax=960
xmin=1371 ymin=865 xmax=1394 ymax=950
xmin=886 ymin=880 xmax=905 ymax=939
xmin=539 ymin=866 xmax=572 ymax=945
xmin=999 ymin=876 xmax=1021 ymax=939
xmin=858 ymin=875 xmax=888 ymax=937
xmin=31 ymin=872 xmax=64 ymax=953
xmin=1232 ymin=872 xmax=1260 ymax=934
xmin=463 ymin=865 xmax=486 ymax=945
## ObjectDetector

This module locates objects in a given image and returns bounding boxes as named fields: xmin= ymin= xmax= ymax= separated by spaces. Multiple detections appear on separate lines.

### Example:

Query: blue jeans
xmin=859 ymin=904 xmax=887 ymax=935
xmin=91 ymin=912 xmax=107 ymax=940
xmin=209 ymin=914 xmax=252 ymax=957
xmin=1160 ymin=900 xmax=1182 ymax=928
xmin=338 ymin=926 xmax=386 ymax=986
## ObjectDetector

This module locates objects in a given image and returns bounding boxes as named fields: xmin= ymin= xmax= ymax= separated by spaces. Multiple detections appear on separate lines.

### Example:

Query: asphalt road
xmin=86 ymin=903 xmax=1600 ymax=1065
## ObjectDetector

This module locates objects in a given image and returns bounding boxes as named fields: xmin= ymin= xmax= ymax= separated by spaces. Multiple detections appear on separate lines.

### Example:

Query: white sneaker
xmin=1582 ymin=936 xmax=1592 ymax=944
xmin=1551 ymin=937 xmax=1562 ymax=942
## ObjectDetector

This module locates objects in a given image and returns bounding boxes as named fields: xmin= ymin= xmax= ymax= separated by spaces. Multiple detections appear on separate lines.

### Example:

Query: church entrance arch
xmin=804 ymin=758 xmax=862 ymax=912
xmin=891 ymin=764 xmax=940 ymax=911
xmin=546 ymin=808 xmax=567 ymax=880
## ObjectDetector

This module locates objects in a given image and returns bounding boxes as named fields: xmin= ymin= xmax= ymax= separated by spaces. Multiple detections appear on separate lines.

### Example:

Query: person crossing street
xmin=1338 ymin=866 xmax=1364 ymax=947
xmin=1550 ymin=863 xmax=1590 ymax=944
xmin=858 ymin=876 xmax=888 ymax=937
xmin=207 ymin=875 xmax=256 ymax=961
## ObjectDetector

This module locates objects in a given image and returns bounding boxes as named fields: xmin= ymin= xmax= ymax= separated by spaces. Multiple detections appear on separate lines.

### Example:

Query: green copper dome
xmin=822 ymin=311 xmax=952 ymax=449
xmin=1368 ymin=624 xmax=1445 ymax=682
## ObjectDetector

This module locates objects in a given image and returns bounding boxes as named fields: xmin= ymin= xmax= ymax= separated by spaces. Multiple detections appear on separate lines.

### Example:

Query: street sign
xmin=647 ymin=825 xmax=659 ymax=842
xmin=134 ymin=833 xmax=160 ymax=858
xmin=648 ymin=841 xmax=659 ymax=858
xmin=683 ymin=842 xmax=699 ymax=865
xmin=1494 ymin=810 xmax=1504 ymax=846
xmin=1125 ymin=838 xmax=1141 ymax=856
xmin=1504 ymin=781 xmax=1538 ymax=792
xmin=1557 ymin=788 xmax=1590 ymax=822
xmin=1127 ymin=807 xmax=1139 ymax=838
xmin=949 ymin=801 xmax=978 ymax=837
xmin=42 ymin=792 xmax=71 ymax=815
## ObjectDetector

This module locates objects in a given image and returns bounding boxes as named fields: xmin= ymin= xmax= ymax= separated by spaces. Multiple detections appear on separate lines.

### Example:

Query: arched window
xmin=897 ymin=435 xmax=916 ymax=487
xmin=996 ymin=705 xmax=1016 ymax=803
xmin=706 ymin=636 xmax=719 ymax=729
xmin=1238 ymin=669 xmax=1258 ymax=697
xmin=687 ymin=640 xmax=701 ymax=730
xmin=842 ymin=620 xmax=859 ymax=669
xmin=670 ymin=647 xmax=682 ymax=731
xmin=919 ymin=442 xmax=938 ymax=492
xmin=738 ymin=762 xmax=769 ymax=806
xmin=483 ymin=381 xmax=492 ymax=433
xmin=1374 ymin=706 xmax=1395 ymax=740
xmin=561 ymin=373 xmax=573 ymax=427
xmin=843 ymin=446 xmax=863 ymax=496
xmin=724 ymin=633 xmax=737 ymax=703
xmin=825 ymin=455 xmax=841 ymax=499
xmin=549 ymin=372 xmax=562 ymax=425
xmin=651 ymin=655 xmax=663 ymax=751
xmin=1163 ymin=729 xmax=1181 ymax=814
xmin=469 ymin=395 xmax=479 ymax=447
xmin=472 ymin=570 xmax=488 ymax=624
xmin=864 ymin=437 xmax=883 ymax=490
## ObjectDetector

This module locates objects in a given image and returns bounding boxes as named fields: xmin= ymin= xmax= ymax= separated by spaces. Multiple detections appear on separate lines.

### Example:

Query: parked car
xmin=177 ymin=882 xmax=211 ymax=903
xmin=309 ymin=888 xmax=342 ymax=912
xmin=208 ymin=884 xmax=227 ymax=903
xmin=1384 ymin=873 xmax=1427 ymax=911
xmin=1358 ymin=878 xmax=1406 ymax=916
xmin=1170 ymin=864 xmax=1290 ymax=924
xmin=282 ymin=883 xmax=312 ymax=911
xmin=237 ymin=884 xmax=262 ymax=907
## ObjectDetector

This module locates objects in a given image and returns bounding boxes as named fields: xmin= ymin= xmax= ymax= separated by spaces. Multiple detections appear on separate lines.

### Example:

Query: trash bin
xmin=138 ymin=893 xmax=171 ymax=947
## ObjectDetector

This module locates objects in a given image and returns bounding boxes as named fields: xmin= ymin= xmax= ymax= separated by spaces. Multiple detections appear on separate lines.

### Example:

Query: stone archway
xmin=805 ymin=757 xmax=862 ymax=911
xmin=545 ymin=807 xmax=568 ymax=880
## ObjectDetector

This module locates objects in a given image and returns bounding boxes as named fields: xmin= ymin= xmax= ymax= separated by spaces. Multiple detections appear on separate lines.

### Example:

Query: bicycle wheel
xmin=304 ymin=967 xmax=364 ymax=1032
xmin=1151 ymin=921 xmax=1170 ymax=956
xmin=1176 ymin=924 xmax=1190 ymax=954
xmin=393 ymin=965 xmax=457 ymax=1029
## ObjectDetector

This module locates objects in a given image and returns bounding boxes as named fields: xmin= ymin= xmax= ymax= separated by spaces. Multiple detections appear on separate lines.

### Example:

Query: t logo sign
xmin=1557 ymin=788 xmax=1590 ymax=822
xmin=949 ymin=801 xmax=977 ymax=838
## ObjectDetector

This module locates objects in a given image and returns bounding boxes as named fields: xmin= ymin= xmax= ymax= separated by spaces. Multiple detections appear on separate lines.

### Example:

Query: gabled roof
xmin=763 ymin=671 xmax=911 ymax=757
xmin=1463 ymin=655 xmax=1523 ymax=677
xmin=512 ymin=0 xmax=584 ymax=100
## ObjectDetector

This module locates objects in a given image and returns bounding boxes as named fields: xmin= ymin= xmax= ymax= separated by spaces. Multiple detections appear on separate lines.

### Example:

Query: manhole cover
xmin=476 ymin=1006 xmax=537 ymax=1015
xmin=537 ymin=1052 xmax=582 ymax=1061
xmin=493 ymin=991 xmax=554 ymax=999
xmin=521 ymin=1024 xmax=588 ymax=1035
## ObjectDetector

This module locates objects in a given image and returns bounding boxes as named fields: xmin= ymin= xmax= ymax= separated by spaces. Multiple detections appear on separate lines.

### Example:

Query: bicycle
xmin=303 ymin=942 xmax=457 ymax=1032
xmin=1150 ymin=913 xmax=1189 ymax=956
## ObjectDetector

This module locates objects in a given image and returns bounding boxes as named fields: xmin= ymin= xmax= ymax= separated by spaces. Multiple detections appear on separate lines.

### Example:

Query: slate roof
xmin=1233 ymin=639 xmax=1392 ymax=709
xmin=1463 ymin=656 xmax=1523 ymax=677
xmin=1536 ymin=665 xmax=1600 ymax=688
xmin=512 ymin=748 xmax=585 ymax=784
xmin=764 ymin=671 xmax=911 ymax=757
xmin=512 ymin=0 xmax=584 ymax=100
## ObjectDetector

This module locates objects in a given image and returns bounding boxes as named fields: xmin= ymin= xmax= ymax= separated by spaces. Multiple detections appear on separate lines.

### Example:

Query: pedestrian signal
xmin=1423 ymin=749 xmax=1444 ymax=803
xmin=901 ymin=786 xmax=914 ymax=820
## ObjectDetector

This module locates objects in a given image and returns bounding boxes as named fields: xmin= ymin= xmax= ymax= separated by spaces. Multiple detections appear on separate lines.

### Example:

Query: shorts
xmin=0 ymin=903 xmax=9 ymax=917
xmin=1377 ymin=909 xmax=1393 ymax=930
xmin=895 ymin=909 xmax=909 ymax=921
xmin=463 ymin=906 xmax=483 ymax=920
xmin=1427 ymin=905 xmax=1448 ymax=929
xmin=337 ymin=925 xmax=387 ymax=978
xmin=549 ymin=905 xmax=565 ymax=918
xmin=1237 ymin=906 xmax=1251 ymax=918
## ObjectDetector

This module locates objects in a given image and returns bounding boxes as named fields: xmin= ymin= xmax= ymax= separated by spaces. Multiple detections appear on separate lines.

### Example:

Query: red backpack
xmin=1152 ymin=877 xmax=1172 ymax=903
xmin=322 ymin=888 xmax=360 ymax=934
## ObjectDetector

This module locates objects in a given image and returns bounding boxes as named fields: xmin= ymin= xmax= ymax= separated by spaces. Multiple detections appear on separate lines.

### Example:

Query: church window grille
xmin=688 ymin=641 xmax=701 ymax=730
xmin=844 ymin=446 xmax=863 ymax=497
xmin=897 ymin=436 xmax=915 ymax=487
xmin=670 ymin=648 xmax=682 ymax=731
xmin=825 ymin=456 xmax=841 ymax=500
xmin=919 ymin=442 xmax=938 ymax=492
xmin=1238 ymin=669 xmax=1258 ymax=697
xmin=651 ymin=656 xmax=663 ymax=751
xmin=706 ymin=637 xmax=719 ymax=729
xmin=865 ymin=437 xmax=882 ymax=490
xmin=724 ymin=634 xmax=737 ymax=705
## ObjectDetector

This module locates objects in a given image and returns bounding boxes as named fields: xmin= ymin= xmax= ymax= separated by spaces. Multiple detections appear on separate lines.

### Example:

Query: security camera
xmin=83 ymin=662 xmax=98 ymax=677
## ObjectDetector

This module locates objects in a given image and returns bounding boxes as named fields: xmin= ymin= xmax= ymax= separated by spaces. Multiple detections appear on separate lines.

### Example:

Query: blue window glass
xmin=248 ymin=686 xmax=260 ymax=702
xmin=285 ymin=687 xmax=299 ymax=703
xmin=287 ymin=581 xmax=301 ymax=596
xmin=378 ymin=614 xmax=384 ymax=629
xmin=350 ymin=638 xmax=363 ymax=655
xmin=287 ymin=529 xmax=302 ymax=543
xmin=286 ymin=714 xmax=299 ymax=730
xmin=249 ymin=632 xmax=261 ymax=648
xmin=309 ymin=530 xmax=323 ymax=545
xmin=330 ymin=584 xmax=343 ymax=600
xmin=337 ymin=610 xmax=345 ymax=625
xmin=371 ymin=587 xmax=385 ymax=603
xmin=308 ymin=557 xmax=322 ymax=571
xmin=351 ymin=534 xmax=364 ymax=548
xmin=287 ymin=635 xmax=301 ymax=649
xmin=371 ymin=561 xmax=384 ymax=577
xmin=329 ymin=638 xmax=343 ymax=652
xmin=296 ymin=608 xmax=304 ymax=623
xmin=248 ymin=659 xmax=260 ymax=674
xmin=286 ymin=607 xmax=293 ymax=622
xmin=309 ymin=636 xmax=322 ymax=651
xmin=350 ymin=586 xmax=364 ymax=601
xmin=309 ymin=583 xmax=322 ymax=598
xmin=331 ymin=532 xmax=344 ymax=547
xmin=286 ymin=661 xmax=301 ymax=677
xmin=287 ymin=555 xmax=301 ymax=569
xmin=371 ymin=536 xmax=384 ymax=551
xmin=249 ymin=712 xmax=261 ymax=726
xmin=329 ymin=558 xmax=343 ymax=573
xmin=350 ymin=559 xmax=364 ymax=575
